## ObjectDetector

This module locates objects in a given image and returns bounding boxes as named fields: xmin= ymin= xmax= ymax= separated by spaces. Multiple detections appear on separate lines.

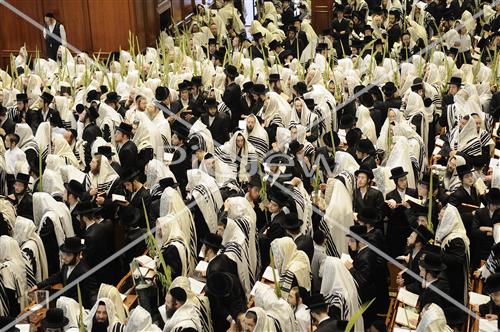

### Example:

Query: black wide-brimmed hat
xmin=354 ymin=168 xmax=374 ymax=180
xmin=105 ymin=91 xmax=120 ymax=103
xmin=74 ymin=199 xmax=102 ymax=216
xmin=64 ymin=179 xmax=85 ymax=198
xmin=288 ymin=140 xmax=304 ymax=155
xmin=280 ymin=213 xmax=303 ymax=230
xmin=389 ymin=166 xmax=408 ymax=180
xmin=357 ymin=207 xmax=379 ymax=225
xmin=486 ymin=188 xmax=500 ymax=205
xmin=269 ymin=73 xmax=281 ymax=82
xmin=86 ymin=90 xmax=100 ymax=103
xmin=116 ymin=122 xmax=133 ymax=136
xmin=252 ymin=32 xmax=263 ymax=41
xmin=155 ymin=86 xmax=169 ymax=101
xmin=158 ymin=177 xmax=179 ymax=189
xmin=448 ymin=76 xmax=462 ymax=87
xmin=201 ymin=233 xmax=223 ymax=250
xmin=206 ymin=271 xmax=233 ymax=297
xmin=305 ymin=293 xmax=328 ymax=310
xmin=223 ymin=64 xmax=239 ymax=79
xmin=41 ymin=308 xmax=69 ymax=329
xmin=242 ymin=81 xmax=254 ymax=93
xmin=16 ymin=93 xmax=29 ymax=102
xmin=269 ymin=40 xmax=280 ymax=51
xmin=322 ymin=131 xmax=340 ymax=148
xmin=121 ymin=168 xmax=140 ymax=183
xmin=347 ymin=224 xmax=368 ymax=238
xmin=172 ymin=124 xmax=190 ymax=141
xmin=251 ymin=83 xmax=268 ymax=95
xmin=419 ymin=245 xmax=446 ymax=271
xmin=355 ymin=138 xmax=376 ymax=155
xmin=486 ymin=273 xmax=500 ymax=294
xmin=40 ymin=91 xmax=54 ymax=103
xmin=203 ymin=97 xmax=218 ymax=109
xmin=412 ymin=224 xmax=433 ymax=243
xmin=178 ymin=80 xmax=192 ymax=91
xmin=191 ymin=76 xmax=202 ymax=87
xmin=293 ymin=82 xmax=308 ymax=95
xmin=339 ymin=114 xmax=357 ymax=129
xmin=382 ymin=81 xmax=397 ymax=96
xmin=420 ymin=173 xmax=440 ymax=187
xmin=268 ymin=187 xmax=288 ymax=207
xmin=15 ymin=173 xmax=30 ymax=185
xmin=456 ymin=164 xmax=474 ymax=177
xmin=94 ymin=145 xmax=115 ymax=158
xmin=59 ymin=236 xmax=86 ymax=253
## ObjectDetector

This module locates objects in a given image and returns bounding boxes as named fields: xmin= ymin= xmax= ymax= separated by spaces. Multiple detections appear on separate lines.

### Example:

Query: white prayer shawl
xmin=227 ymin=196 xmax=260 ymax=288
xmin=15 ymin=123 xmax=38 ymax=157
xmin=42 ymin=169 xmax=66 ymax=198
xmin=294 ymin=125 xmax=315 ymax=157
xmin=124 ymin=306 xmax=162 ymax=332
xmin=33 ymin=192 xmax=75 ymax=249
xmin=243 ymin=114 xmax=269 ymax=161
xmin=14 ymin=216 xmax=49 ymax=281
xmin=271 ymin=237 xmax=311 ymax=299
xmin=45 ymin=154 xmax=66 ymax=172
xmin=54 ymin=96 xmax=77 ymax=129
xmin=145 ymin=159 xmax=176 ymax=195
xmin=393 ymin=122 xmax=427 ymax=176
xmin=253 ymin=284 xmax=298 ymax=332
xmin=416 ymin=303 xmax=453 ymax=332
xmin=56 ymin=296 xmax=88 ymax=330
xmin=289 ymin=183 xmax=313 ymax=236
xmin=35 ymin=122 xmax=52 ymax=161
xmin=451 ymin=117 xmax=482 ymax=157
xmin=132 ymin=112 xmax=154 ymax=152
xmin=356 ymin=104 xmax=377 ymax=145
xmin=376 ymin=109 xmax=403 ymax=154
xmin=156 ymin=215 xmax=189 ymax=277
xmin=0 ymin=235 xmax=31 ymax=310
xmin=97 ymin=284 xmax=129 ymax=323
xmin=162 ymin=302 xmax=202 ymax=332
xmin=150 ymin=111 xmax=171 ymax=148
xmin=332 ymin=151 xmax=359 ymax=178
xmin=304 ymin=85 xmax=335 ymax=133
xmin=403 ymin=91 xmax=429 ymax=148
xmin=247 ymin=307 xmax=277 ymax=332
xmin=320 ymin=257 xmax=364 ymax=332
xmin=189 ymin=119 xmax=215 ymax=153
xmin=89 ymin=156 xmax=119 ymax=195
xmin=275 ymin=127 xmax=291 ymax=153
xmin=289 ymin=99 xmax=319 ymax=137
xmin=214 ymin=131 xmax=257 ymax=183
xmin=86 ymin=297 xmax=121 ymax=332
xmin=169 ymin=277 xmax=213 ymax=332
xmin=187 ymin=169 xmax=223 ymax=233
xmin=160 ymin=187 xmax=197 ymax=275
xmin=386 ymin=136 xmax=417 ymax=189
xmin=321 ymin=179 xmax=354 ymax=256
xmin=97 ymin=103 xmax=123 ymax=145
xmin=260 ymin=92 xmax=287 ymax=128
xmin=60 ymin=164 xmax=91 ymax=189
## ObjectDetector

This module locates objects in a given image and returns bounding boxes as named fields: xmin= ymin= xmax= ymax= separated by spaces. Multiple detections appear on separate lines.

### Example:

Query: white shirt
xmin=43 ymin=22 xmax=67 ymax=48
xmin=66 ymin=264 xmax=76 ymax=279
xmin=295 ymin=303 xmax=310 ymax=332
xmin=5 ymin=146 xmax=27 ymax=175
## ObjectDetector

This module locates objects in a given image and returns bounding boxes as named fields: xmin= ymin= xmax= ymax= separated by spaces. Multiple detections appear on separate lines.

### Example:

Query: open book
xmin=469 ymin=291 xmax=490 ymax=306
xmin=195 ymin=260 xmax=208 ymax=274
xmin=397 ymin=288 xmax=419 ymax=308
xmin=112 ymin=194 xmax=128 ymax=203
xmin=479 ymin=318 xmax=498 ymax=332
xmin=188 ymin=277 xmax=205 ymax=295
xmin=395 ymin=307 xmax=419 ymax=329
xmin=405 ymin=195 xmax=425 ymax=206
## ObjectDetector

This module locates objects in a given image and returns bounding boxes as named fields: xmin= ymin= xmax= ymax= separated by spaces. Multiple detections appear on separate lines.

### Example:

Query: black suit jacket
xmin=120 ymin=186 xmax=151 ymax=229
xmin=201 ymin=112 xmax=231 ymax=145
xmin=471 ymin=207 xmax=496 ymax=265
xmin=353 ymin=187 xmax=384 ymax=219
xmin=359 ymin=155 xmax=377 ymax=170
xmin=171 ymin=98 xmax=196 ymax=115
xmin=385 ymin=188 xmax=418 ymax=256
xmin=16 ymin=193 xmax=33 ymax=220
xmin=419 ymin=278 xmax=450 ymax=311
xmin=37 ymin=261 xmax=98 ymax=308
xmin=294 ymin=234 xmax=314 ymax=263
xmin=448 ymin=185 xmax=482 ymax=234
xmin=1 ymin=117 xmax=15 ymax=136
xmin=223 ymin=82 xmax=244 ymax=129
xmin=83 ymin=222 xmax=115 ymax=284
xmin=118 ymin=140 xmax=139 ymax=172
xmin=316 ymin=318 xmax=340 ymax=332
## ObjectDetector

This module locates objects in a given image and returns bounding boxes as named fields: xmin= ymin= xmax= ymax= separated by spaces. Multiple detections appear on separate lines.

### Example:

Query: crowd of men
xmin=0 ymin=0 xmax=500 ymax=331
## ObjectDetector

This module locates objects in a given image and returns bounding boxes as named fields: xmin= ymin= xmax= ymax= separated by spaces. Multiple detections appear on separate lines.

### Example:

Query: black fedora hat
xmin=94 ymin=145 xmax=115 ymax=158
xmin=265 ymin=151 xmax=288 ymax=165
xmin=208 ymin=38 xmax=217 ymax=45
xmin=354 ymin=168 xmax=374 ymax=180
xmin=269 ymin=40 xmax=280 ymax=51
xmin=347 ymin=224 xmax=368 ymax=238
xmin=293 ymin=82 xmax=308 ymax=95
xmin=322 ymin=131 xmax=340 ymax=148
xmin=389 ymin=166 xmax=408 ymax=180
xmin=242 ymin=81 xmax=254 ymax=93
xmin=155 ymin=86 xmax=170 ymax=101
xmin=288 ymin=140 xmax=304 ymax=155
xmin=158 ymin=177 xmax=179 ymax=189
xmin=40 ymin=91 xmax=54 ymax=103
xmin=59 ymin=236 xmax=86 ymax=253
xmin=305 ymin=293 xmax=328 ymax=310
xmin=105 ymin=91 xmax=120 ymax=103
xmin=412 ymin=224 xmax=433 ymax=243
xmin=206 ymin=271 xmax=233 ymax=297
xmin=191 ymin=76 xmax=202 ymax=87
xmin=201 ymin=233 xmax=223 ymax=250
xmin=121 ymin=168 xmax=140 ymax=183
xmin=486 ymin=188 xmax=500 ymax=205
xmin=116 ymin=122 xmax=133 ymax=136
xmin=74 ymin=199 xmax=102 ymax=216
xmin=268 ymin=188 xmax=288 ymax=207
xmin=203 ymin=97 xmax=218 ymax=109
xmin=87 ymin=105 xmax=100 ymax=121
xmin=486 ymin=273 xmax=500 ymax=294
xmin=411 ymin=77 xmax=424 ymax=92
xmin=86 ymin=90 xmax=100 ymax=103
xmin=171 ymin=123 xmax=190 ymax=141
xmin=64 ymin=179 xmax=85 ymax=198
xmin=41 ymin=308 xmax=69 ymax=329
xmin=252 ymin=32 xmax=263 ymax=41
xmin=419 ymin=245 xmax=446 ymax=271
xmin=16 ymin=93 xmax=29 ymax=102
xmin=357 ymin=207 xmax=380 ymax=225
xmin=280 ymin=213 xmax=303 ymax=230
xmin=339 ymin=114 xmax=357 ymax=129
xmin=382 ymin=81 xmax=397 ymax=96
xmin=420 ymin=173 xmax=440 ymax=187
xmin=279 ymin=49 xmax=293 ymax=63
xmin=456 ymin=163 xmax=473 ymax=177
xmin=223 ymin=64 xmax=239 ymax=79
xmin=75 ymin=104 xmax=85 ymax=114
xmin=251 ymin=83 xmax=268 ymax=95
xmin=269 ymin=73 xmax=281 ymax=82
xmin=178 ymin=80 xmax=192 ymax=91
xmin=448 ymin=76 xmax=462 ymax=87
xmin=351 ymin=38 xmax=364 ymax=49
xmin=15 ymin=173 xmax=30 ymax=185
xmin=355 ymin=138 xmax=375 ymax=155
xmin=413 ymin=205 xmax=429 ymax=218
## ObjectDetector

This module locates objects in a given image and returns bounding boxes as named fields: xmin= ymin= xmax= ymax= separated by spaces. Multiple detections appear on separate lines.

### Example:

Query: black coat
xmin=281 ymin=6 xmax=294 ymax=28
xmin=38 ymin=217 xmax=60 ymax=275
xmin=223 ymin=82 xmax=244 ymax=129
xmin=404 ymin=248 xmax=425 ymax=294
xmin=442 ymin=237 xmax=468 ymax=305
xmin=83 ymin=222 xmax=116 ymax=284
xmin=201 ymin=112 xmax=231 ymax=145
xmin=385 ymin=188 xmax=418 ymax=257
xmin=119 ymin=186 xmax=151 ymax=229
xmin=121 ymin=227 xmax=147 ymax=275
xmin=387 ymin=24 xmax=402 ymax=50
xmin=249 ymin=45 xmax=269 ymax=60
xmin=170 ymin=98 xmax=196 ymax=115
xmin=170 ymin=144 xmax=191 ymax=198
xmin=294 ymin=234 xmax=314 ymax=263
xmin=283 ymin=38 xmax=304 ymax=59
xmin=118 ymin=140 xmax=139 ymax=172
xmin=160 ymin=243 xmax=184 ymax=280
xmin=471 ymin=207 xmax=496 ymax=267
xmin=353 ymin=187 xmax=384 ymax=219
xmin=419 ymin=278 xmax=450 ymax=311
xmin=315 ymin=318 xmax=340 ymax=332
xmin=37 ymin=260 xmax=98 ymax=308
xmin=359 ymin=155 xmax=377 ymax=170
xmin=448 ymin=185 xmax=482 ymax=235
xmin=259 ymin=212 xmax=286 ymax=269
xmin=15 ymin=193 xmax=33 ymax=220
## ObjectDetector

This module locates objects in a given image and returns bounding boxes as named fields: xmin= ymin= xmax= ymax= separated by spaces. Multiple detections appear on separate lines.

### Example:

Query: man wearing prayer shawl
xmin=416 ymin=303 xmax=453 ymax=332
xmin=161 ymin=287 xmax=202 ymax=332
xmin=85 ymin=298 xmax=123 ymax=332
xmin=243 ymin=114 xmax=269 ymax=162
xmin=435 ymin=204 xmax=470 ymax=305
xmin=214 ymin=131 xmax=257 ymax=184
xmin=123 ymin=305 xmax=162 ymax=332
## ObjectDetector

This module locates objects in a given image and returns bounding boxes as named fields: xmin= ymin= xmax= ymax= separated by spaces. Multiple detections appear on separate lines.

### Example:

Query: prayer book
xmin=397 ymin=288 xmax=419 ymax=308
xmin=164 ymin=153 xmax=174 ymax=163
xmin=112 ymin=194 xmax=127 ymax=203
xmin=135 ymin=255 xmax=156 ymax=270
xmin=395 ymin=307 xmax=419 ymax=329
xmin=404 ymin=195 xmax=424 ymax=206
xmin=469 ymin=292 xmax=490 ymax=306
xmin=479 ymin=318 xmax=497 ymax=332
xmin=475 ymin=178 xmax=487 ymax=196
xmin=195 ymin=260 xmax=208 ymax=274
xmin=188 ymin=277 xmax=205 ymax=295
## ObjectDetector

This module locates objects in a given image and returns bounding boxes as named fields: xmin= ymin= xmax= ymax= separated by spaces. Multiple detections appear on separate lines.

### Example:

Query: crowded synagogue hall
xmin=0 ymin=0 xmax=500 ymax=330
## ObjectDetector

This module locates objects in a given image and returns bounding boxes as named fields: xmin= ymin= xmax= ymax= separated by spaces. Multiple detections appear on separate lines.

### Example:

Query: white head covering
xmin=0 ymin=235 xmax=29 ymax=308
xmin=214 ymin=131 xmax=256 ymax=183
xmin=124 ymin=306 xmax=161 ymax=332
xmin=435 ymin=204 xmax=470 ymax=248
xmin=56 ymin=296 xmax=87 ymax=330
xmin=156 ymin=215 xmax=189 ymax=276
xmin=89 ymin=156 xmax=119 ymax=195
xmin=97 ymin=284 xmax=129 ymax=323
xmin=85 ymin=297 xmax=120 ymax=331
xmin=52 ymin=135 xmax=79 ymax=167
